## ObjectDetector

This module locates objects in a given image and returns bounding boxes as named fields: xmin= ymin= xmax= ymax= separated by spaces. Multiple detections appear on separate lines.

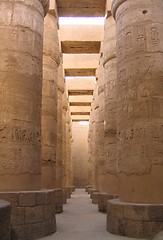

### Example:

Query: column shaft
xmin=0 ymin=0 xmax=48 ymax=191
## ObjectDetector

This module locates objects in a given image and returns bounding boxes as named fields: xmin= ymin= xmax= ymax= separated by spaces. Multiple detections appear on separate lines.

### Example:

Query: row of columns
xmin=88 ymin=0 xmax=163 ymax=238
xmin=0 ymin=1 xmax=73 ymax=239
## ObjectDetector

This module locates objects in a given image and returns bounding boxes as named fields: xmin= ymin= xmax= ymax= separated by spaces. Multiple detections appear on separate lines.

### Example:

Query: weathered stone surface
xmin=107 ymin=198 xmax=163 ymax=238
xmin=0 ymin=200 xmax=11 ymax=240
xmin=0 ymin=190 xmax=56 ymax=240
xmin=0 ymin=0 xmax=48 ymax=191
xmin=55 ymin=189 xmax=63 ymax=213
xmin=61 ymin=41 xmax=101 ymax=54
xmin=56 ymin=0 xmax=106 ymax=17
xmin=92 ymin=192 xmax=100 ymax=204
xmin=72 ymin=123 xmax=89 ymax=187
xmin=101 ymin=14 xmax=118 ymax=194
xmin=112 ymin=0 xmax=163 ymax=203
xmin=41 ymin=11 xmax=60 ymax=189
xmin=98 ymin=193 xmax=118 ymax=213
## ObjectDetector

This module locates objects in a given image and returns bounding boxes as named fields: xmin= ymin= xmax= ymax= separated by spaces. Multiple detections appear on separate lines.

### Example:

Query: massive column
xmin=0 ymin=0 xmax=48 ymax=191
xmin=56 ymin=58 xmax=64 ymax=188
xmin=98 ymin=14 xmax=118 ymax=213
xmin=107 ymin=0 xmax=163 ymax=238
xmin=88 ymin=91 xmax=97 ymax=189
xmin=96 ymin=52 xmax=105 ymax=191
xmin=0 ymin=1 xmax=57 ymax=239
xmin=94 ymin=83 xmax=100 ymax=191
xmin=103 ymin=14 xmax=118 ymax=194
xmin=41 ymin=9 xmax=60 ymax=189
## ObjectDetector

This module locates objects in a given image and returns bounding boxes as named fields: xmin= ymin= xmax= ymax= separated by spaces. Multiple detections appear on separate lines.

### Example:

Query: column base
xmin=92 ymin=192 xmax=100 ymax=204
xmin=85 ymin=186 xmax=92 ymax=193
xmin=55 ymin=189 xmax=64 ymax=214
xmin=0 ymin=200 xmax=11 ymax=240
xmin=153 ymin=231 xmax=163 ymax=240
xmin=0 ymin=190 xmax=56 ymax=240
xmin=62 ymin=189 xmax=67 ymax=204
xmin=98 ymin=193 xmax=118 ymax=213
xmin=107 ymin=198 xmax=163 ymax=238
xmin=65 ymin=187 xmax=72 ymax=199
xmin=90 ymin=189 xmax=99 ymax=199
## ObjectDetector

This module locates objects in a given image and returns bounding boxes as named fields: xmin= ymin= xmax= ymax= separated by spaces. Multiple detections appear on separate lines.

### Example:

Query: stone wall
xmin=72 ymin=123 xmax=89 ymax=187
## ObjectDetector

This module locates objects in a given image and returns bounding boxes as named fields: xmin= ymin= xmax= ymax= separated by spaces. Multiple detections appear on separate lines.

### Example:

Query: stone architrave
xmin=41 ymin=10 xmax=60 ymax=189
xmin=107 ymin=0 xmax=163 ymax=238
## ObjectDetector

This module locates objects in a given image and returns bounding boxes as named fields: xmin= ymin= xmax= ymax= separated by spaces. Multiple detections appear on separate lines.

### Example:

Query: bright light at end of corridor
xmin=79 ymin=121 xmax=89 ymax=125
xmin=59 ymin=17 xmax=105 ymax=25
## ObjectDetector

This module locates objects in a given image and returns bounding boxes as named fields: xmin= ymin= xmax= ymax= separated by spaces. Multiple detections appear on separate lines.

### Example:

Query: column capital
xmin=111 ymin=0 xmax=126 ymax=19
xmin=40 ymin=0 xmax=49 ymax=16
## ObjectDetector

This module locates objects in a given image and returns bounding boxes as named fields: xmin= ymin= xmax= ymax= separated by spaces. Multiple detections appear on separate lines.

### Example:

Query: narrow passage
xmin=40 ymin=189 xmax=142 ymax=240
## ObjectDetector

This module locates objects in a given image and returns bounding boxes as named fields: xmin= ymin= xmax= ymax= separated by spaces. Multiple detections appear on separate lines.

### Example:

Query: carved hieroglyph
xmin=0 ymin=0 xmax=49 ymax=190
xmin=112 ymin=0 xmax=163 ymax=175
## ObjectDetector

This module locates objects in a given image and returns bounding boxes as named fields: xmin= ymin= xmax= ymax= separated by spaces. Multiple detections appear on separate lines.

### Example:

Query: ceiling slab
xmin=71 ymin=115 xmax=90 ymax=120
xmin=71 ymin=112 xmax=90 ymax=115
xmin=68 ymin=90 xmax=94 ymax=96
xmin=70 ymin=106 xmax=91 ymax=112
xmin=63 ymin=54 xmax=100 ymax=69
xmin=70 ymin=102 xmax=91 ymax=106
xmin=72 ymin=119 xmax=89 ymax=122
xmin=69 ymin=95 xmax=94 ymax=102
xmin=65 ymin=68 xmax=96 ymax=77
xmin=56 ymin=0 xmax=106 ymax=17
xmin=61 ymin=41 xmax=101 ymax=54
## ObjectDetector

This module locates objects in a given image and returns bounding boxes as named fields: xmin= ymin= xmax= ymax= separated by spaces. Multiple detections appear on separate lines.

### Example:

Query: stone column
xmin=107 ymin=0 xmax=163 ymax=238
xmin=41 ymin=10 xmax=60 ymax=189
xmin=56 ymin=58 xmax=64 ymax=188
xmin=88 ymin=96 xmax=96 ymax=189
xmin=103 ymin=14 xmax=118 ymax=194
xmin=96 ymin=53 xmax=105 ymax=191
xmin=94 ymin=85 xmax=99 ymax=191
xmin=99 ymin=13 xmax=118 ymax=213
xmin=62 ymin=89 xmax=68 ymax=189
xmin=0 ymin=1 xmax=57 ymax=239
xmin=0 ymin=0 xmax=48 ymax=191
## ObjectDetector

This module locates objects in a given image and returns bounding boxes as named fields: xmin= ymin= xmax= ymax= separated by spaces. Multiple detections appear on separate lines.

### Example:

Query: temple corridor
xmin=39 ymin=189 xmax=143 ymax=240
xmin=0 ymin=0 xmax=163 ymax=239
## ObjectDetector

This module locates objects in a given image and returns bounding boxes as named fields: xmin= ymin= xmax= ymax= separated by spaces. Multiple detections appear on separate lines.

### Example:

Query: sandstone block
xmin=11 ymin=207 xmax=25 ymax=226
xmin=25 ymin=206 xmax=44 ymax=224
xmin=19 ymin=192 xmax=36 ymax=207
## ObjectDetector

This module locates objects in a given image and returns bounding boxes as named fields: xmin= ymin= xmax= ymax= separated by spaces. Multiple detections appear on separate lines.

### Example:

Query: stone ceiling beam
xmin=71 ymin=115 xmax=90 ymax=120
xmin=71 ymin=112 xmax=90 ymax=115
xmin=56 ymin=0 xmax=106 ymax=17
xmin=70 ymin=102 xmax=91 ymax=106
xmin=61 ymin=41 xmax=101 ymax=54
xmin=68 ymin=90 xmax=94 ymax=96
xmin=59 ymin=25 xmax=104 ymax=42
xmin=65 ymin=69 xmax=96 ymax=77
xmin=63 ymin=54 xmax=100 ymax=69
xmin=69 ymin=96 xmax=94 ymax=103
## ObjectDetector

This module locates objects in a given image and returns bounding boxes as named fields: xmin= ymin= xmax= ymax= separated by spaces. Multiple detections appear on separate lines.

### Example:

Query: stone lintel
xmin=61 ymin=41 xmax=101 ymax=54
xmin=56 ymin=0 xmax=106 ymax=17
xmin=71 ymin=112 xmax=90 ymax=116
xmin=65 ymin=68 xmax=96 ymax=77
xmin=70 ymin=102 xmax=91 ymax=106
xmin=68 ymin=90 xmax=94 ymax=96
